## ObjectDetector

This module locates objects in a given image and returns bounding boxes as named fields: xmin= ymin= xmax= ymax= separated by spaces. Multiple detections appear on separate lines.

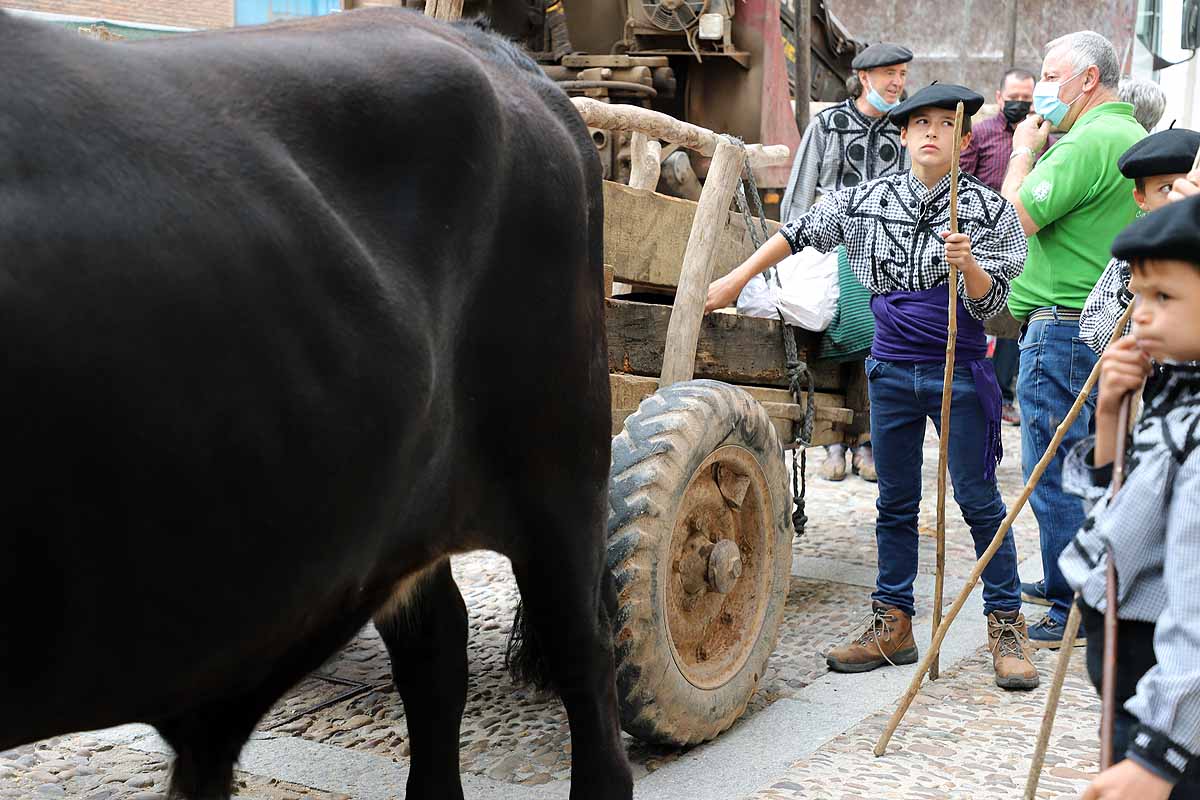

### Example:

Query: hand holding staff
xmin=929 ymin=101 xmax=966 ymax=682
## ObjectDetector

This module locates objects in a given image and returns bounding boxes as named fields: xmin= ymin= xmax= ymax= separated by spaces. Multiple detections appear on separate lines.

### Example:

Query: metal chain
xmin=728 ymin=136 xmax=815 ymax=537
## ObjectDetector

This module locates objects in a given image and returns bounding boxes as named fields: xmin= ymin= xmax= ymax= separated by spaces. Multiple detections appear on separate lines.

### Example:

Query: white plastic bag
xmin=735 ymin=247 xmax=840 ymax=331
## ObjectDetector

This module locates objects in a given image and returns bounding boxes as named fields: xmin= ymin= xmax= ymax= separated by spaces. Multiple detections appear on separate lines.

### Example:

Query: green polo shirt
xmin=1007 ymin=102 xmax=1145 ymax=320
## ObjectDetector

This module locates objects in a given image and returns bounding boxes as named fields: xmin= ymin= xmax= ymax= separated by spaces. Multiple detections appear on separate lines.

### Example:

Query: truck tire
xmin=607 ymin=379 xmax=793 ymax=745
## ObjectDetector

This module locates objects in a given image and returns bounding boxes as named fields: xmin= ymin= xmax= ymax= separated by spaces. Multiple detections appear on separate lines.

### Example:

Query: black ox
xmin=0 ymin=8 xmax=632 ymax=799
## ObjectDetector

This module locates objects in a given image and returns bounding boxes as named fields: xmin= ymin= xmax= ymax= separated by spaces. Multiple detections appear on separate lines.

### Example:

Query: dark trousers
xmin=866 ymin=358 xmax=1020 ymax=617
xmin=1081 ymin=603 xmax=1200 ymax=797
xmin=991 ymin=337 xmax=1019 ymax=404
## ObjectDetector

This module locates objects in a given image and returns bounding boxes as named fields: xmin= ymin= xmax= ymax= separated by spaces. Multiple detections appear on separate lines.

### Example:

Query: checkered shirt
xmin=1060 ymin=365 xmax=1200 ymax=765
xmin=779 ymin=171 xmax=1027 ymax=320
xmin=779 ymin=99 xmax=908 ymax=222
xmin=1079 ymin=256 xmax=1133 ymax=355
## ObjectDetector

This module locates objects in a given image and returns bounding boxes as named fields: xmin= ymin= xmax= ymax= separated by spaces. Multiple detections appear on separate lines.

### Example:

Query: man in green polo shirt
xmin=1000 ymin=30 xmax=1145 ymax=648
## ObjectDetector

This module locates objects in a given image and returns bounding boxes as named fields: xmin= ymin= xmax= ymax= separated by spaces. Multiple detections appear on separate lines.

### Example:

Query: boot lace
xmin=851 ymin=606 xmax=900 ymax=666
xmin=988 ymin=617 xmax=1026 ymax=660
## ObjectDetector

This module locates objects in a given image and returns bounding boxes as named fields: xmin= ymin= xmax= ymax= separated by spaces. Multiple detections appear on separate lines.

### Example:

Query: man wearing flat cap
xmin=709 ymin=83 xmax=1040 ymax=691
xmin=777 ymin=42 xmax=913 ymax=483
xmin=999 ymin=31 xmax=1145 ymax=649
xmin=1079 ymin=127 xmax=1200 ymax=355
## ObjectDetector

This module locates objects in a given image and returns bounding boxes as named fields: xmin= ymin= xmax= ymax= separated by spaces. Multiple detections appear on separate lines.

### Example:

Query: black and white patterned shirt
xmin=1061 ymin=366 xmax=1200 ymax=768
xmin=1079 ymin=256 xmax=1133 ymax=355
xmin=779 ymin=99 xmax=908 ymax=222
xmin=779 ymin=171 xmax=1027 ymax=320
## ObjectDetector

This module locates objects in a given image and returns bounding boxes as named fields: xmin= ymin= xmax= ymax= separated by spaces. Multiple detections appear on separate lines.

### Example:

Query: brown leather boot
xmin=988 ymin=611 xmax=1040 ymax=690
xmin=826 ymin=603 xmax=918 ymax=673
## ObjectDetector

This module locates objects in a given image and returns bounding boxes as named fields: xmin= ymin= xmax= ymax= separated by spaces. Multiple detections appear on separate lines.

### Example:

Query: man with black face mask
xmin=960 ymin=67 xmax=1038 ymax=427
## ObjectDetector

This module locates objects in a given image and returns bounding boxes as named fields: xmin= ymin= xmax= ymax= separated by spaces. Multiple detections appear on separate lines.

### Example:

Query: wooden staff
xmin=1017 ymin=299 xmax=1139 ymax=796
xmin=930 ymin=101 xmax=966 ymax=682
xmin=1100 ymin=395 xmax=1133 ymax=767
xmin=876 ymin=299 xmax=1139 ymax=757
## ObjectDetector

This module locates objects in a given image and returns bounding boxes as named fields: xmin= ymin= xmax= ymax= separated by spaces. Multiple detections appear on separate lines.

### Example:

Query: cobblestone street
xmin=1 ymin=423 xmax=1103 ymax=799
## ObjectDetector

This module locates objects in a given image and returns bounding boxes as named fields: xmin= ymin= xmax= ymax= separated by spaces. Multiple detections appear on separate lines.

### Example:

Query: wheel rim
xmin=663 ymin=444 xmax=775 ymax=690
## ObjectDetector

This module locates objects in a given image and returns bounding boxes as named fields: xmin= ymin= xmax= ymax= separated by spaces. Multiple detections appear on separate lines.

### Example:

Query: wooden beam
xmin=609 ymin=374 xmax=849 ymax=446
xmin=606 ymin=299 xmax=842 ymax=391
xmin=660 ymin=139 xmax=748 ymax=387
xmin=571 ymin=98 xmax=790 ymax=169
xmin=603 ymin=181 xmax=780 ymax=289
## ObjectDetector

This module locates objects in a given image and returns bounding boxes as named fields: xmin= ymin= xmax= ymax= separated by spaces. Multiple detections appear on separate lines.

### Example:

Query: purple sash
xmin=870 ymin=287 xmax=1004 ymax=482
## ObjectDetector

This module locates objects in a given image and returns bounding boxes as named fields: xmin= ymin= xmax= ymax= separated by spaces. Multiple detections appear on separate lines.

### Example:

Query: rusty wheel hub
xmin=665 ymin=445 xmax=774 ymax=690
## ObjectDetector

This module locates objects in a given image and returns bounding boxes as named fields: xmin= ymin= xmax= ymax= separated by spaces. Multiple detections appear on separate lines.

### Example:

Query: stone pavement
xmin=1 ymin=422 xmax=1106 ymax=799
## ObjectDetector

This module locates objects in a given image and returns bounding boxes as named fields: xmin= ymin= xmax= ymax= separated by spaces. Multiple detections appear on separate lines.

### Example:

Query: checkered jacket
xmin=1079 ymin=257 xmax=1133 ymax=355
xmin=779 ymin=171 xmax=1027 ymax=320
xmin=1061 ymin=365 xmax=1200 ymax=779
xmin=779 ymin=99 xmax=908 ymax=222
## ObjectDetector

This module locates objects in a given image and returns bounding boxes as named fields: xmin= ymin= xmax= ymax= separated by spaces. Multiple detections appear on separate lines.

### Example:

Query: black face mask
xmin=1002 ymin=100 xmax=1032 ymax=124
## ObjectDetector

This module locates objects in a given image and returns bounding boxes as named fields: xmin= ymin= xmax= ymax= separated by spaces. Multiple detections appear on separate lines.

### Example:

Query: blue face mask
xmin=1032 ymin=69 xmax=1085 ymax=127
xmin=864 ymin=76 xmax=900 ymax=113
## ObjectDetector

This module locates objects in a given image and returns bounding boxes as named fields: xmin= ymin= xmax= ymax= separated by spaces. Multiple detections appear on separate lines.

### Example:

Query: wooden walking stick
xmin=1023 ymin=396 xmax=1134 ymax=798
xmin=930 ymin=101 xmax=966 ymax=682
xmin=1017 ymin=299 xmax=1139 ymax=796
xmin=1101 ymin=395 xmax=1133 ymax=768
xmin=876 ymin=299 xmax=1139 ymax=757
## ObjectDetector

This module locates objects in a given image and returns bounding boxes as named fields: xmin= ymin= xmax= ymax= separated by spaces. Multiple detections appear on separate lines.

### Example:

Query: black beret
xmin=1112 ymin=194 xmax=1200 ymax=264
xmin=1117 ymin=128 xmax=1200 ymax=179
xmin=851 ymin=43 xmax=914 ymax=70
xmin=887 ymin=83 xmax=984 ymax=127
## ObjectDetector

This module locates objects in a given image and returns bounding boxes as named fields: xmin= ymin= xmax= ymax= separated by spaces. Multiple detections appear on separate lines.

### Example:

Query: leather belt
xmin=1027 ymin=307 xmax=1082 ymax=323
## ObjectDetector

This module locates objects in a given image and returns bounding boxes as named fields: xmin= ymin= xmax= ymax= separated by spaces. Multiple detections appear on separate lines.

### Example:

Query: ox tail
xmin=505 ymin=567 xmax=617 ymax=690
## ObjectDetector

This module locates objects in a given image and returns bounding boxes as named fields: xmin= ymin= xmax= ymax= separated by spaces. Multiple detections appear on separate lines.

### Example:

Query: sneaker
xmin=851 ymin=445 xmax=877 ymax=482
xmin=987 ymin=611 xmax=1040 ymax=690
xmin=826 ymin=602 xmax=919 ymax=673
xmin=1026 ymin=614 xmax=1087 ymax=649
xmin=818 ymin=444 xmax=848 ymax=482
xmin=1002 ymin=403 xmax=1021 ymax=426
xmin=1020 ymin=579 xmax=1052 ymax=607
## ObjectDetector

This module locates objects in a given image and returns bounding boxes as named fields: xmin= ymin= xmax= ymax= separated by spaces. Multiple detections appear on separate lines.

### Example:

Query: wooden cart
xmin=578 ymin=99 xmax=866 ymax=746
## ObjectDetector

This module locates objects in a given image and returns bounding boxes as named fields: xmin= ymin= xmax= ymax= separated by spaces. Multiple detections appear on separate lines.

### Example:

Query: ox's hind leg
xmin=508 ymin=500 xmax=634 ymax=800
xmin=373 ymin=559 xmax=469 ymax=800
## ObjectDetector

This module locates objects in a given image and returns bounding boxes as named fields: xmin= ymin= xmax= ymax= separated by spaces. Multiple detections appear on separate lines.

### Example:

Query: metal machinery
xmin=481 ymin=0 xmax=864 ymax=200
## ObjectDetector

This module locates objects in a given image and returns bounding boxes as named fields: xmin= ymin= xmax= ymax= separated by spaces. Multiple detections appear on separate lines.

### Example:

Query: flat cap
xmin=887 ymin=83 xmax=984 ymax=127
xmin=1112 ymin=194 xmax=1200 ymax=264
xmin=851 ymin=43 xmax=913 ymax=70
xmin=1117 ymin=127 xmax=1200 ymax=179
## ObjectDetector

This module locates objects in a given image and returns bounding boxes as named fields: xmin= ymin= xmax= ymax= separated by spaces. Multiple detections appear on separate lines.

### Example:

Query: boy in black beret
xmin=1079 ymin=127 xmax=1200 ymax=354
xmin=1062 ymin=194 xmax=1200 ymax=800
xmin=707 ymin=84 xmax=1041 ymax=690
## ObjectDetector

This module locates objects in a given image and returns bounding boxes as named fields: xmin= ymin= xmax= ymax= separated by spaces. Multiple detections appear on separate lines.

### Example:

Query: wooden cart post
xmin=659 ymin=139 xmax=746 ymax=386
xmin=629 ymin=132 xmax=663 ymax=191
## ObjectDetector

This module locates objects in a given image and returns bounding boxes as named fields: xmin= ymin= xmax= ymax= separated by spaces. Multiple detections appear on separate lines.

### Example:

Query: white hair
xmin=1119 ymin=76 xmax=1168 ymax=131
xmin=1045 ymin=30 xmax=1121 ymax=89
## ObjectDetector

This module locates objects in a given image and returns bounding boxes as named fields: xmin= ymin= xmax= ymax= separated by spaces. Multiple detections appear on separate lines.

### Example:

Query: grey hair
xmin=845 ymin=74 xmax=863 ymax=98
xmin=1118 ymin=76 xmax=1168 ymax=131
xmin=1045 ymin=31 xmax=1121 ymax=89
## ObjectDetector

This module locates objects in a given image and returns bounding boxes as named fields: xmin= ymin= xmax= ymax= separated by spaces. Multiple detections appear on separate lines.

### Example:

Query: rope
xmin=729 ymin=136 xmax=815 ymax=537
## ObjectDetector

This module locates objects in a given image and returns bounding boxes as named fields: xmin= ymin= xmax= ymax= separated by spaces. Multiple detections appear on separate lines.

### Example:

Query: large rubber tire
xmin=607 ymin=379 xmax=793 ymax=746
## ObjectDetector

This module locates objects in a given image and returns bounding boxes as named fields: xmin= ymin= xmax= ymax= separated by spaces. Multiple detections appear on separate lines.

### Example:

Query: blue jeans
xmin=866 ymin=358 xmax=1022 ymax=617
xmin=1017 ymin=314 xmax=1097 ymax=625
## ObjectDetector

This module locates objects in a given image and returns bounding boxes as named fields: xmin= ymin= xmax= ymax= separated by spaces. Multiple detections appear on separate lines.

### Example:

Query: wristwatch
xmin=1009 ymin=146 xmax=1034 ymax=161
